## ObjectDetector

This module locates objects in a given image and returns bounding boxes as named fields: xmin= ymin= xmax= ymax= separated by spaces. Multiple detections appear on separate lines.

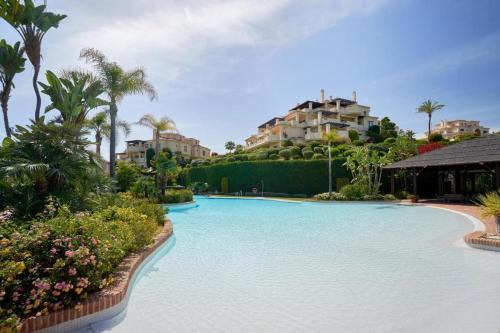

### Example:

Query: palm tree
xmin=39 ymin=70 xmax=108 ymax=126
xmin=0 ymin=0 xmax=66 ymax=120
xmin=80 ymin=48 xmax=157 ymax=177
xmin=322 ymin=129 xmax=342 ymax=196
xmin=85 ymin=111 xmax=131 ymax=156
xmin=417 ymin=100 xmax=444 ymax=142
xmin=138 ymin=113 xmax=177 ymax=157
xmin=0 ymin=39 xmax=25 ymax=137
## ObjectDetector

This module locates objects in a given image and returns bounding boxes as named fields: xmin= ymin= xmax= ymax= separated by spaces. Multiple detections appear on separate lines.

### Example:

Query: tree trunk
xmin=328 ymin=140 xmax=332 ymax=195
xmin=427 ymin=114 xmax=432 ymax=142
xmin=109 ymin=102 xmax=117 ymax=178
xmin=155 ymin=130 xmax=162 ymax=200
xmin=33 ymin=61 xmax=42 ymax=121
xmin=1 ymin=83 xmax=12 ymax=138
xmin=95 ymin=132 xmax=102 ymax=156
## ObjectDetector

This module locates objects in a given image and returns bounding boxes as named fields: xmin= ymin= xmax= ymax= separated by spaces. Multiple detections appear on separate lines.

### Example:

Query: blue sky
xmin=1 ymin=0 xmax=500 ymax=156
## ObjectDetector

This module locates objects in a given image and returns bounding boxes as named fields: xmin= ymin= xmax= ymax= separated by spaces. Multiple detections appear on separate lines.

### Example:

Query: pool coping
xmin=20 ymin=219 xmax=174 ymax=333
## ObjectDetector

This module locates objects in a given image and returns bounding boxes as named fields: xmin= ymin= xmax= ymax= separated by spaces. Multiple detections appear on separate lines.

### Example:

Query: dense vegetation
xmin=181 ymin=159 xmax=351 ymax=195
xmin=0 ymin=2 xmax=170 ymax=331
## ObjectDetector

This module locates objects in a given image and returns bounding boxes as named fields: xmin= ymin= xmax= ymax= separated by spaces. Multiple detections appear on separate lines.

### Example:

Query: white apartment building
xmin=431 ymin=119 xmax=490 ymax=140
xmin=117 ymin=133 xmax=211 ymax=168
xmin=245 ymin=90 xmax=379 ymax=150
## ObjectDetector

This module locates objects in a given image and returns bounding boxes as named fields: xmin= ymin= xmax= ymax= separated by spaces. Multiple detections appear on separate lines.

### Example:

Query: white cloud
xmin=56 ymin=0 xmax=388 ymax=84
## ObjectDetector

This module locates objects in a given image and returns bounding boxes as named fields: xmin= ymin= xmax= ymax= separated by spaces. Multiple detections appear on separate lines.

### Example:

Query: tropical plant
xmin=477 ymin=191 xmax=500 ymax=234
xmin=85 ymin=111 xmax=130 ymax=156
xmin=379 ymin=116 xmax=398 ymax=140
xmin=0 ymin=0 xmax=66 ymax=120
xmin=323 ymin=130 xmax=342 ymax=195
xmin=417 ymin=100 xmax=445 ymax=142
xmin=366 ymin=125 xmax=381 ymax=143
xmin=80 ymin=48 xmax=157 ymax=177
xmin=348 ymin=129 xmax=359 ymax=142
xmin=344 ymin=145 xmax=390 ymax=195
xmin=39 ymin=71 xmax=108 ymax=125
xmin=0 ymin=39 xmax=25 ymax=137
xmin=155 ymin=151 xmax=179 ymax=197
xmin=0 ymin=120 xmax=103 ymax=217
xmin=137 ymin=113 xmax=176 ymax=156
xmin=224 ymin=141 xmax=236 ymax=153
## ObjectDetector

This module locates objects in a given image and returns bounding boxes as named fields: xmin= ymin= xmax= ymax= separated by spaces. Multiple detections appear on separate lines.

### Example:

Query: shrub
xmin=312 ymin=153 xmax=325 ymax=160
xmin=279 ymin=149 xmax=292 ymax=160
xmin=0 ymin=193 xmax=163 ymax=330
xmin=302 ymin=150 xmax=314 ymax=160
xmin=281 ymin=139 xmax=293 ymax=147
xmin=255 ymin=152 xmax=268 ymax=160
xmin=115 ymin=162 xmax=141 ymax=192
xmin=429 ymin=133 xmax=444 ymax=142
xmin=188 ymin=182 xmax=210 ymax=194
xmin=313 ymin=146 xmax=324 ymax=154
xmin=352 ymin=140 xmax=364 ymax=146
xmin=383 ymin=137 xmax=397 ymax=145
xmin=395 ymin=190 xmax=410 ymax=199
xmin=235 ymin=154 xmax=248 ymax=161
xmin=227 ymin=157 xmax=237 ymax=162
xmin=289 ymin=146 xmax=302 ymax=157
xmin=383 ymin=194 xmax=397 ymax=201
xmin=339 ymin=183 xmax=367 ymax=200
xmin=268 ymin=154 xmax=279 ymax=160
xmin=130 ymin=176 xmax=157 ymax=200
xmin=160 ymin=189 xmax=193 ymax=204
xmin=314 ymin=192 xmax=347 ymax=201
xmin=348 ymin=130 xmax=359 ymax=142
xmin=179 ymin=159 xmax=350 ymax=195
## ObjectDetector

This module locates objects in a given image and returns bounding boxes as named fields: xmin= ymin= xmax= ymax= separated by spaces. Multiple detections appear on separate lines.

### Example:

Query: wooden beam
xmin=413 ymin=168 xmax=418 ymax=195
xmin=496 ymin=162 xmax=500 ymax=191
xmin=390 ymin=170 xmax=395 ymax=194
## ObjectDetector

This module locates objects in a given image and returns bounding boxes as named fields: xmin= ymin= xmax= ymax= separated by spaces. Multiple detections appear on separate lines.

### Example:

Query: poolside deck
xmin=418 ymin=200 xmax=500 ymax=252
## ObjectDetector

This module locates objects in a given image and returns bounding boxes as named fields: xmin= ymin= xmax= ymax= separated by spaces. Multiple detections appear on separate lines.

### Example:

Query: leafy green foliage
xmin=279 ymin=149 xmax=292 ymax=160
xmin=348 ymin=130 xmax=359 ymax=142
xmin=379 ymin=117 xmax=398 ymax=140
xmin=160 ymin=189 xmax=193 ymax=203
xmin=224 ymin=141 xmax=236 ymax=153
xmin=115 ymin=161 xmax=141 ymax=192
xmin=0 ymin=193 xmax=163 ymax=330
xmin=0 ymin=121 xmax=106 ymax=218
xmin=40 ymin=71 xmax=108 ymax=125
xmin=366 ymin=125 xmax=381 ymax=143
xmin=180 ymin=159 xmax=351 ymax=195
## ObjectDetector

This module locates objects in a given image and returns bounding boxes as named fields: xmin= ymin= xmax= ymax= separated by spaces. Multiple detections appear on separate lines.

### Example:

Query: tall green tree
xmin=322 ymin=129 xmax=342 ymax=195
xmin=225 ymin=141 xmax=236 ymax=153
xmin=379 ymin=116 xmax=398 ymax=140
xmin=417 ymin=100 xmax=444 ymax=142
xmin=85 ymin=111 xmax=131 ymax=156
xmin=0 ymin=39 xmax=25 ymax=137
xmin=80 ymin=48 xmax=157 ymax=177
xmin=137 ymin=113 xmax=177 ymax=156
xmin=39 ymin=70 xmax=108 ymax=125
xmin=0 ymin=0 xmax=66 ymax=120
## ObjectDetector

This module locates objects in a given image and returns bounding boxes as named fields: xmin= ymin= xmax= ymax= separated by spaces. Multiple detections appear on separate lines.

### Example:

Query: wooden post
xmin=390 ymin=169 xmax=395 ymax=194
xmin=413 ymin=168 xmax=418 ymax=196
xmin=496 ymin=162 xmax=500 ymax=191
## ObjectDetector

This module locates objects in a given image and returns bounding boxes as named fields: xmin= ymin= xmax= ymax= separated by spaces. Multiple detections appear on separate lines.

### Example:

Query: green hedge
xmin=179 ymin=159 xmax=350 ymax=195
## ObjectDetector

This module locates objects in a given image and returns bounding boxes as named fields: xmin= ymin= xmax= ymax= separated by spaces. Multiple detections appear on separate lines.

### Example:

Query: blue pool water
xmin=88 ymin=197 xmax=500 ymax=332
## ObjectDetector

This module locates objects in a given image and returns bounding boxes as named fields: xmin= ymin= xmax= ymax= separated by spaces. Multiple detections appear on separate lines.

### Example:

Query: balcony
xmin=246 ymin=134 xmax=281 ymax=149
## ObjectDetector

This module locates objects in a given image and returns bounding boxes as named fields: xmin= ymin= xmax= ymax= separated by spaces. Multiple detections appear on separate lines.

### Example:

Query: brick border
xmin=20 ymin=219 xmax=174 ymax=333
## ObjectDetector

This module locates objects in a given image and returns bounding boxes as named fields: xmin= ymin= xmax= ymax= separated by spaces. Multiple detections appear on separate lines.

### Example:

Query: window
xmin=184 ymin=146 xmax=187 ymax=152
xmin=202 ymin=151 xmax=206 ymax=156
xmin=368 ymin=121 xmax=374 ymax=127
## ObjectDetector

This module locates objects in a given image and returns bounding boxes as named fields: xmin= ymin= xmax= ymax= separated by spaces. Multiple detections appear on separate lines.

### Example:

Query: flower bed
xmin=0 ymin=193 xmax=166 ymax=332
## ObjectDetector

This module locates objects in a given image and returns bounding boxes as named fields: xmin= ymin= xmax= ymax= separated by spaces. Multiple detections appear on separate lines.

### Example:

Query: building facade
xmin=117 ymin=133 xmax=211 ymax=168
xmin=431 ymin=120 xmax=490 ymax=140
xmin=245 ymin=90 xmax=379 ymax=150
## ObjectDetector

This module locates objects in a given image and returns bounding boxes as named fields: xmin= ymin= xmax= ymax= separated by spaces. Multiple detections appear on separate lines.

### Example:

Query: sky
xmin=1 ymin=0 xmax=500 ymax=157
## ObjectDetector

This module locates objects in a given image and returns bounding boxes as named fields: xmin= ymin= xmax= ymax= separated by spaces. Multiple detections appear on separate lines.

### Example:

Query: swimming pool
xmin=87 ymin=197 xmax=500 ymax=332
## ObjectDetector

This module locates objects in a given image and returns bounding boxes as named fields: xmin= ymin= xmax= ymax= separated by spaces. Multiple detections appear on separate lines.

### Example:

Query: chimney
xmin=352 ymin=90 xmax=357 ymax=103
xmin=336 ymin=99 xmax=340 ymax=111
xmin=320 ymin=89 xmax=325 ymax=103
xmin=308 ymin=102 xmax=313 ymax=110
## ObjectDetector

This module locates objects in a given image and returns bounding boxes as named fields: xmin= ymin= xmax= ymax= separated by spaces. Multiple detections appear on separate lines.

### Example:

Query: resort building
xmin=117 ymin=132 xmax=210 ymax=168
xmin=244 ymin=89 xmax=379 ymax=150
xmin=430 ymin=119 xmax=490 ymax=140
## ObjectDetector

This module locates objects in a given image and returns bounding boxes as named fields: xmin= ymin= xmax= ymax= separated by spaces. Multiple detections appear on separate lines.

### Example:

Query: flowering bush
xmin=417 ymin=142 xmax=444 ymax=154
xmin=0 ymin=193 xmax=165 ymax=332
xmin=160 ymin=189 xmax=193 ymax=204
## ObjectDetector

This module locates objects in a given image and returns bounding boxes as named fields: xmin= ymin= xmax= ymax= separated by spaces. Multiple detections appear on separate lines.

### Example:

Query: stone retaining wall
xmin=20 ymin=219 xmax=174 ymax=333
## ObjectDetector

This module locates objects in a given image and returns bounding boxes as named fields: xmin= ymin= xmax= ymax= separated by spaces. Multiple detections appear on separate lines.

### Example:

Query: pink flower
xmin=68 ymin=267 xmax=77 ymax=276
xmin=50 ymin=248 xmax=57 ymax=254
xmin=65 ymin=250 xmax=74 ymax=258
